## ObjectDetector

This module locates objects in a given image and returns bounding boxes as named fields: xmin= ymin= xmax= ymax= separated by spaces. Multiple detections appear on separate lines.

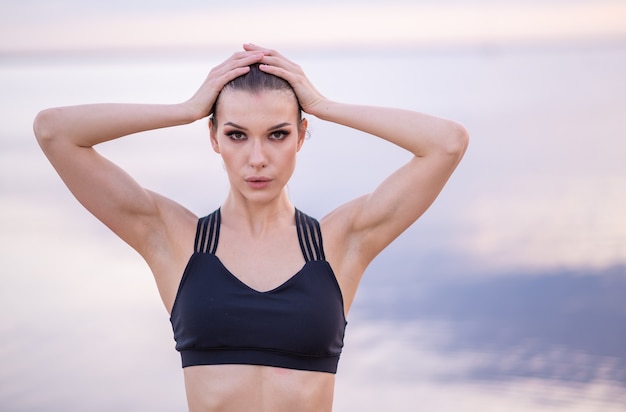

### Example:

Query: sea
xmin=1 ymin=42 xmax=625 ymax=411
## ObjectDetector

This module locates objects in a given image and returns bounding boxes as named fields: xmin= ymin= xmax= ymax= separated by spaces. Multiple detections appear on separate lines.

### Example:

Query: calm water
xmin=1 ymin=44 xmax=625 ymax=411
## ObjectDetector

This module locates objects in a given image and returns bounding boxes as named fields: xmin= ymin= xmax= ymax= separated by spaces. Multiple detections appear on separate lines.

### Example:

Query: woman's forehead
xmin=220 ymin=88 xmax=297 ymax=105
xmin=217 ymin=89 xmax=300 ymax=120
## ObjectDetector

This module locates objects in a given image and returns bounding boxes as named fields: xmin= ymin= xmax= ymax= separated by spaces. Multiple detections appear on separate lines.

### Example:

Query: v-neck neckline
xmin=210 ymin=253 xmax=310 ymax=294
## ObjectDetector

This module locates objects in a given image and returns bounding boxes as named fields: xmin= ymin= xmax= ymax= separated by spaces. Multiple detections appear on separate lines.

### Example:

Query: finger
xmin=243 ymin=43 xmax=271 ymax=53
xmin=217 ymin=50 xmax=263 ymax=68
xmin=243 ymin=44 xmax=291 ymax=61
xmin=259 ymin=57 xmax=302 ymax=80
xmin=220 ymin=66 xmax=251 ymax=84
xmin=257 ymin=64 xmax=300 ymax=89
xmin=259 ymin=54 xmax=294 ymax=67
xmin=225 ymin=50 xmax=265 ymax=69
xmin=211 ymin=51 xmax=264 ymax=79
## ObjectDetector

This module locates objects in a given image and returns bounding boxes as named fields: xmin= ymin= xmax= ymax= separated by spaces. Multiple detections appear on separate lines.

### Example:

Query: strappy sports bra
xmin=169 ymin=208 xmax=347 ymax=374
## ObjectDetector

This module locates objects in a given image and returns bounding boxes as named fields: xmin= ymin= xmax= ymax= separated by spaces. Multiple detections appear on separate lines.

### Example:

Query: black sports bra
xmin=169 ymin=208 xmax=347 ymax=374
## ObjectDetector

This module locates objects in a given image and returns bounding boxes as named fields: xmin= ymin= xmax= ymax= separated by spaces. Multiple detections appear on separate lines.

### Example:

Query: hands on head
xmin=187 ymin=44 xmax=326 ymax=121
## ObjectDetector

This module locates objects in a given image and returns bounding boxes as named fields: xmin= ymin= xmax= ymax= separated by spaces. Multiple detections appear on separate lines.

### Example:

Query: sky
xmin=2 ymin=0 xmax=626 ymax=54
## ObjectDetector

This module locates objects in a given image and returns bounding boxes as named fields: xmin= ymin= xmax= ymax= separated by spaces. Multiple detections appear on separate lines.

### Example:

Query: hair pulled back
xmin=211 ymin=64 xmax=302 ymax=123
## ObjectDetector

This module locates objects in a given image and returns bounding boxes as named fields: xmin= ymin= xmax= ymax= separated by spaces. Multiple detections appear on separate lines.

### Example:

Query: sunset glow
xmin=2 ymin=2 xmax=625 ymax=53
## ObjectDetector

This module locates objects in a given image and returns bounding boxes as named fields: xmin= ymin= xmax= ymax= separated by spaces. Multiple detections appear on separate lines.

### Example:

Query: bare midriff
xmin=183 ymin=364 xmax=336 ymax=412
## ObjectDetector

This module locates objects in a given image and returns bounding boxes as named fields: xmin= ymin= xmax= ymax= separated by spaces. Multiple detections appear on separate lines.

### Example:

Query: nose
xmin=248 ymin=138 xmax=268 ymax=169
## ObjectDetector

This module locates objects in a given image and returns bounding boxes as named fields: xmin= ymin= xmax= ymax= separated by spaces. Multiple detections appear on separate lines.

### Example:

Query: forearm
xmin=310 ymin=100 xmax=468 ymax=157
xmin=34 ymin=102 xmax=201 ymax=148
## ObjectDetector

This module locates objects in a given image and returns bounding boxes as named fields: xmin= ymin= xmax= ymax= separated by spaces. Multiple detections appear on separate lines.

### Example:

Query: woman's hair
xmin=211 ymin=64 xmax=302 ymax=124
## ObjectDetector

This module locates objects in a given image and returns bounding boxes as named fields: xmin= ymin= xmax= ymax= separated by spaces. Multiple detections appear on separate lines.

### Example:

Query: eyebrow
xmin=223 ymin=122 xmax=292 ymax=132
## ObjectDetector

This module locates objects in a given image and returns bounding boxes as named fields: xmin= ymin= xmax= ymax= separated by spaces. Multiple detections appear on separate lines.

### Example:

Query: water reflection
xmin=337 ymin=261 xmax=626 ymax=410
xmin=363 ymin=264 xmax=626 ymax=358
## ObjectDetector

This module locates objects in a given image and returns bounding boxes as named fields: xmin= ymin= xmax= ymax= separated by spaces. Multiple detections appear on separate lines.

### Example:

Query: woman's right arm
xmin=33 ymin=103 xmax=200 ymax=255
xmin=33 ymin=50 xmax=266 ymax=257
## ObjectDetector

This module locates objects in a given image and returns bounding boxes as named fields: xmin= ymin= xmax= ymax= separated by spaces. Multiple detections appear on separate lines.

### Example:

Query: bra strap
xmin=195 ymin=208 xmax=323 ymax=260
xmin=195 ymin=209 xmax=221 ymax=254
xmin=295 ymin=208 xmax=326 ymax=262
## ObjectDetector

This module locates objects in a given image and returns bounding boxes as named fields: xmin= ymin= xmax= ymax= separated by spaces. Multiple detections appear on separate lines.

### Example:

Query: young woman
xmin=34 ymin=44 xmax=468 ymax=411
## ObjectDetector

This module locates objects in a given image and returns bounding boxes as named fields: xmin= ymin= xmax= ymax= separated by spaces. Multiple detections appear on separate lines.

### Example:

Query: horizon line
xmin=2 ymin=37 xmax=626 ymax=66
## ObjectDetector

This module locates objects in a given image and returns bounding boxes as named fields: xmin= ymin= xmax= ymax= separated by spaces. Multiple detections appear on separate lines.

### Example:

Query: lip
xmin=245 ymin=176 xmax=273 ymax=189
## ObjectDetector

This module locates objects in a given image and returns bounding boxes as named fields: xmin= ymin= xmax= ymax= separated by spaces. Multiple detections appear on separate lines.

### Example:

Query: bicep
xmin=350 ymin=152 xmax=463 ymax=260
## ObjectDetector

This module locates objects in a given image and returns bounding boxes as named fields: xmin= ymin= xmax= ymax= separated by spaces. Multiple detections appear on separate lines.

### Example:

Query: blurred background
xmin=1 ymin=1 xmax=625 ymax=411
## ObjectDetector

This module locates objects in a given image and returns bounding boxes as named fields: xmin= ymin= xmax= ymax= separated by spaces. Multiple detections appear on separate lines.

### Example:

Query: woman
xmin=34 ymin=44 xmax=468 ymax=411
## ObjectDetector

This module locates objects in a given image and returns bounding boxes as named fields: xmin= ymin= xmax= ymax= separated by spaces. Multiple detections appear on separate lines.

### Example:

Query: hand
xmin=243 ymin=44 xmax=327 ymax=115
xmin=185 ymin=50 xmax=266 ymax=120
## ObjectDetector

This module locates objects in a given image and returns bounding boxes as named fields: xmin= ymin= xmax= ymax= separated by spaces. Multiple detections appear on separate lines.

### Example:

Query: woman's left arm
xmin=312 ymin=101 xmax=469 ymax=260
xmin=252 ymin=43 xmax=468 ymax=278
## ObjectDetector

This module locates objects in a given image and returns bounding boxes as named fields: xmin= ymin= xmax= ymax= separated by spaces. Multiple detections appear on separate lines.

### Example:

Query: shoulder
xmin=141 ymin=191 xmax=198 ymax=265
xmin=320 ymin=197 xmax=372 ymax=269
xmin=320 ymin=195 xmax=369 ymax=246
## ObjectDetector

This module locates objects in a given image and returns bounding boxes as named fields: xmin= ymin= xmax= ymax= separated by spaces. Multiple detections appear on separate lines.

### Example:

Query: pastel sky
xmin=2 ymin=0 xmax=626 ymax=53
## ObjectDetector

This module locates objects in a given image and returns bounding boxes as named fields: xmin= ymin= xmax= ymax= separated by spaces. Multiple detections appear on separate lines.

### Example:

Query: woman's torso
xmin=152 ymin=207 xmax=348 ymax=411
xmin=183 ymin=364 xmax=335 ymax=412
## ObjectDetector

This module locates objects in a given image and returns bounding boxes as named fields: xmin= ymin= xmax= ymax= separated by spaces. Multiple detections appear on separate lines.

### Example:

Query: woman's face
xmin=210 ymin=88 xmax=306 ymax=204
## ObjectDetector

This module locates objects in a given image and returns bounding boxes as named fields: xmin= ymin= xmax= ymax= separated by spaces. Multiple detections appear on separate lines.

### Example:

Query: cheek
xmin=212 ymin=141 xmax=233 ymax=168
xmin=218 ymin=149 xmax=237 ymax=169
xmin=280 ymin=149 xmax=299 ymax=174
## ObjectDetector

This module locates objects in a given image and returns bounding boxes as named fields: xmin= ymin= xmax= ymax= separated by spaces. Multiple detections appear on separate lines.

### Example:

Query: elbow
xmin=443 ymin=121 xmax=469 ymax=158
xmin=33 ymin=108 xmax=60 ymax=148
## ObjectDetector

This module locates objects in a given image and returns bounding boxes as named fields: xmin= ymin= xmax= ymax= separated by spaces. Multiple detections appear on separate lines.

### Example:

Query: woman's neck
xmin=220 ymin=190 xmax=295 ymax=237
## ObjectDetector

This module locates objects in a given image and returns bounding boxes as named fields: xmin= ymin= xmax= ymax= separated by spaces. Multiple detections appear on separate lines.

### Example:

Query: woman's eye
xmin=270 ymin=130 xmax=289 ymax=140
xmin=226 ymin=131 xmax=246 ymax=141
